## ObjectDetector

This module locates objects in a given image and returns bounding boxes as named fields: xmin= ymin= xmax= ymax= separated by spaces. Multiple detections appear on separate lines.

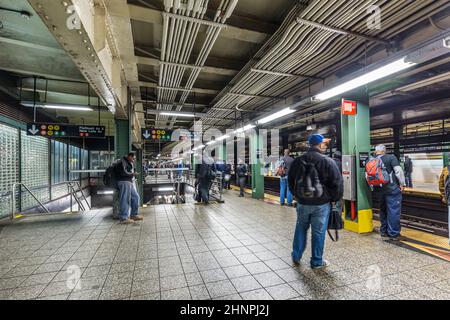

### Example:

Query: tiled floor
xmin=0 ymin=190 xmax=449 ymax=300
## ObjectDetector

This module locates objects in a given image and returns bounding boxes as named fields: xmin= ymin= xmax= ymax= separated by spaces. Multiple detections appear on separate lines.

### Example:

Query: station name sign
xmin=27 ymin=123 xmax=106 ymax=138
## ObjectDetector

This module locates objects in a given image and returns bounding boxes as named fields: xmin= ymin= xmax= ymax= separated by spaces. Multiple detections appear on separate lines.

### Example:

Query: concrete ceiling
xmin=0 ymin=0 xmax=114 ymax=132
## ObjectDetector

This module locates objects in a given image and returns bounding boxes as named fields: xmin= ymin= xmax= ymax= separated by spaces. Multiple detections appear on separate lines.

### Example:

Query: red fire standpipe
xmin=351 ymin=201 xmax=356 ymax=220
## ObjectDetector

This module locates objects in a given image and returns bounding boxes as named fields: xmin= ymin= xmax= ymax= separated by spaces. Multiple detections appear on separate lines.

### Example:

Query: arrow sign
xmin=28 ymin=125 xmax=39 ymax=135
xmin=143 ymin=130 xmax=151 ymax=139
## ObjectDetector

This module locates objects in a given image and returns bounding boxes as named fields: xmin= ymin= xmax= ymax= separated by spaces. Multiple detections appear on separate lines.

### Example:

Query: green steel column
xmin=341 ymin=90 xmax=373 ymax=234
xmin=250 ymin=132 xmax=264 ymax=199
xmin=115 ymin=119 xmax=130 ymax=159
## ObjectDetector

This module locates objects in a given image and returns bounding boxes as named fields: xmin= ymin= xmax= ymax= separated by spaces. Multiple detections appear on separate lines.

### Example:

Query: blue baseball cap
xmin=308 ymin=134 xmax=330 ymax=146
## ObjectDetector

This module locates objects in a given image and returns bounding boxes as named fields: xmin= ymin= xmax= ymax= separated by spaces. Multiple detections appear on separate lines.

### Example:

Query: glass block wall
xmin=21 ymin=131 xmax=50 ymax=211
xmin=0 ymin=124 xmax=19 ymax=219
xmin=0 ymin=121 xmax=92 ymax=218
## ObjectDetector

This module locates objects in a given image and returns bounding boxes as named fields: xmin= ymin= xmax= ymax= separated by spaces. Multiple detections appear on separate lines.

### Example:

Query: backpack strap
xmin=327 ymin=229 xmax=339 ymax=242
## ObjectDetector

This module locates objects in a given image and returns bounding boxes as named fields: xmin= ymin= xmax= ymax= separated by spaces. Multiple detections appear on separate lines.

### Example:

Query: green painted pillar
xmin=115 ymin=119 xmax=131 ymax=159
xmin=341 ymin=90 xmax=373 ymax=234
xmin=250 ymin=132 xmax=264 ymax=200
xmin=443 ymin=152 xmax=450 ymax=167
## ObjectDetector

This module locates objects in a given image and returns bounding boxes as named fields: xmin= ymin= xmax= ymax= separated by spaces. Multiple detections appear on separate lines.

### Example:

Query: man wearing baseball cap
xmin=288 ymin=134 xmax=343 ymax=269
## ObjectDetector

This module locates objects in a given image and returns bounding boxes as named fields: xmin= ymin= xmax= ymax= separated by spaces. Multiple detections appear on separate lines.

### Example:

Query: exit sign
xmin=342 ymin=99 xmax=357 ymax=115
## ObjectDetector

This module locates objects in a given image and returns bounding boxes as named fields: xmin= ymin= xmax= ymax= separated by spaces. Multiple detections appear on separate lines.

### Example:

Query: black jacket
xmin=288 ymin=148 xmax=343 ymax=205
xmin=116 ymin=157 xmax=135 ymax=182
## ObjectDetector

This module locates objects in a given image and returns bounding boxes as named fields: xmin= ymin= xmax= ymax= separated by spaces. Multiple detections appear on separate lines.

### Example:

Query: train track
xmin=265 ymin=185 xmax=448 ymax=236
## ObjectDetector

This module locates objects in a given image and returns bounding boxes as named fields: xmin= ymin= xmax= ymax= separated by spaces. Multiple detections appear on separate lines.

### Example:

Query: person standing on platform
xmin=438 ymin=165 xmax=450 ymax=244
xmin=404 ymin=155 xmax=413 ymax=188
xmin=223 ymin=163 xmax=232 ymax=190
xmin=369 ymin=145 xmax=406 ymax=241
xmin=277 ymin=149 xmax=295 ymax=207
xmin=288 ymin=134 xmax=343 ymax=269
xmin=116 ymin=152 xmax=143 ymax=224
xmin=195 ymin=159 xmax=216 ymax=204
xmin=237 ymin=159 xmax=248 ymax=197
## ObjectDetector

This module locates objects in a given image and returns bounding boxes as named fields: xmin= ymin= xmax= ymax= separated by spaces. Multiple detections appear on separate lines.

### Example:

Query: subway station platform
xmin=1 ymin=190 xmax=449 ymax=301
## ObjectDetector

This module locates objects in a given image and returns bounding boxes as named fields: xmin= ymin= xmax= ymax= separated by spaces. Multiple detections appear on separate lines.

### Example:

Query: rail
xmin=11 ymin=183 xmax=50 ymax=219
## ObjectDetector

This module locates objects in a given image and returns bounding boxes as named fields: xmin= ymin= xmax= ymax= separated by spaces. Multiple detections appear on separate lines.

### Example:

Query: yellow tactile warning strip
xmin=373 ymin=220 xmax=449 ymax=262
xmin=230 ymin=186 xmax=280 ymax=205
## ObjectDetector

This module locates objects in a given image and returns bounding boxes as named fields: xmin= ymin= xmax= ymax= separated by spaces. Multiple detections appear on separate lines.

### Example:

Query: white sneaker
xmin=312 ymin=260 xmax=329 ymax=270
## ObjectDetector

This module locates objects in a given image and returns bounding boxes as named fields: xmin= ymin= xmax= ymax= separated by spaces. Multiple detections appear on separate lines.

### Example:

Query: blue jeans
xmin=198 ymin=179 xmax=211 ymax=203
xmin=117 ymin=181 xmax=140 ymax=221
xmin=280 ymin=176 xmax=293 ymax=205
xmin=379 ymin=188 xmax=402 ymax=237
xmin=292 ymin=203 xmax=330 ymax=268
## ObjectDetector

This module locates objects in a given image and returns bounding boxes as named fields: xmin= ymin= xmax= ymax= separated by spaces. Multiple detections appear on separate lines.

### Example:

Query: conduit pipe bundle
xmin=156 ymin=0 xmax=238 ymax=128
xmin=201 ymin=0 xmax=448 ymax=130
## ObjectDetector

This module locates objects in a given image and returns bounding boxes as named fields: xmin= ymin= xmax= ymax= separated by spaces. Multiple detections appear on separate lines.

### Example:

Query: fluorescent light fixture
xmin=216 ymin=135 xmax=230 ymax=141
xmin=257 ymin=108 xmax=295 ymax=125
xmin=97 ymin=190 xmax=114 ymax=195
xmin=160 ymin=112 xmax=196 ymax=117
xmin=153 ymin=187 xmax=174 ymax=192
xmin=312 ymin=57 xmax=417 ymax=102
xmin=234 ymin=124 xmax=256 ymax=134
xmin=22 ymin=102 xmax=94 ymax=112
xmin=193 ymin=145 xmax=205 ymax=151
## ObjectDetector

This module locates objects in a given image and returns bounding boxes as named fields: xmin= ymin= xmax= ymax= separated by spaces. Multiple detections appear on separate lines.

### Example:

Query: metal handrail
xmin=64 ymin=181 xmax=91 ymax=212
xmin=11 ymin=183 xmax=50 ymax=219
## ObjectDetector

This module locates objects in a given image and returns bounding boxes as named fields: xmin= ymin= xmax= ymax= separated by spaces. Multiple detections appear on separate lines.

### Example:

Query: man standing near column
xmin=278 ymin=149 xmax=294 ymax=207
xmin=116 ymin=152 xmax=143 ymax=224
xmin=370 ymin=145 xmax=406 ymax=241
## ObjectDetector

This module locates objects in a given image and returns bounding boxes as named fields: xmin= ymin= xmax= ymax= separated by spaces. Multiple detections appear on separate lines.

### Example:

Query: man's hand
xmin=400 ymin=185 xmax=406 ymax=192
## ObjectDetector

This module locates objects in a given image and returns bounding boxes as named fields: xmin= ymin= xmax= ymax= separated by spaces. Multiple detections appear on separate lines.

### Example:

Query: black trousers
xmin=239 ymin=177 xmax=246 ymax=196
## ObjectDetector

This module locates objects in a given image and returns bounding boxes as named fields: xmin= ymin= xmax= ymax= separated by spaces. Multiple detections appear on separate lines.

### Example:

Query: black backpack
xmin=294 ymin=158 xmax=324 ymax=201
xmin=104 ymin=160 xmax=121 ymax=189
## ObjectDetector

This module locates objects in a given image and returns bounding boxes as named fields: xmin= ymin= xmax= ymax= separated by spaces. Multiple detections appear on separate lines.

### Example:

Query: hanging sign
xmin=27 ymin=123 xmax=105 ymax=138
xmin=341 ymin=99 xmax=357 ymax=115
xmin=142 ymin=128 xmax=173 ymax=142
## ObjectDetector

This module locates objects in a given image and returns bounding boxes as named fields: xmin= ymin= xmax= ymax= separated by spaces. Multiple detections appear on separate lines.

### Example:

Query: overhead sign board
xmin=341 ymin=99 xmax=357 ymax=115
xmin=27 ymin=123 xmax=105 ymax=138
xmin=142 ymin=128 xmax=173 ymax=142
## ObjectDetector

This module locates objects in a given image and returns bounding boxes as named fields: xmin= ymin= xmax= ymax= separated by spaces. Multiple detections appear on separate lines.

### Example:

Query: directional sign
xmin=27 ymin=123 xmax=105 ymax=138
xmin=142 ymin=128 xmax=173 ymax=142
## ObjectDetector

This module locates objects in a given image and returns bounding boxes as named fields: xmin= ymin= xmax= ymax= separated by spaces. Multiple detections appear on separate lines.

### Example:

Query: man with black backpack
xmin=195 ymin=158 xmax=216 ymax=204
xmin=288 ymin=134 xmax=343 ymax=269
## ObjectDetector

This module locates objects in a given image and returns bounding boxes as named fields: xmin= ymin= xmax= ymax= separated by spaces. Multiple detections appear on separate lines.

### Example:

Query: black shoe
xmin=389 ymin=235 xmax=406 ymax=241
xmin=287 ymin=203 xmax=294 ymax=207
xmin=239 ymin=195 xmax=244 ymax=197
xmin=292 ymin=259 xmax=300 ymax=267
xmin=280 ymin=203 xmax=285 ymax=206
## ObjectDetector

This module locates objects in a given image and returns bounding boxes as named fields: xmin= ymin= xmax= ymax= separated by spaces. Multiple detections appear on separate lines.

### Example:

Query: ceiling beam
xmin=135 ymin=55 xmax=238 ymax=77
xmin=139 ymin=81 xmax=219 ymax=95
xmin=128 ymin=4 xmax=270 ymax=44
